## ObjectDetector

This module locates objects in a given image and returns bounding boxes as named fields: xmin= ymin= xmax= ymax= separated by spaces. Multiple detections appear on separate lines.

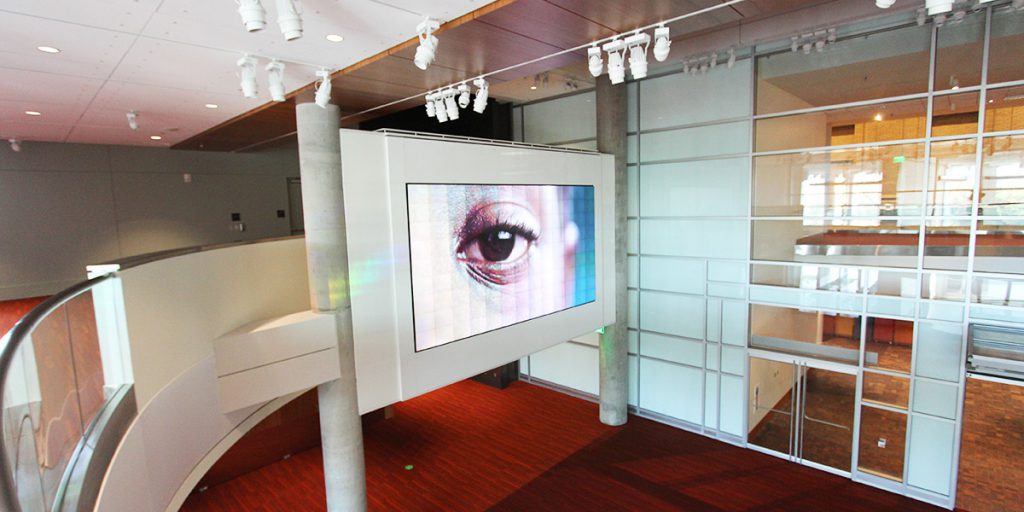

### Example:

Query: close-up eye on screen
xmin=406 ymin=183 xmax=597 ymax=352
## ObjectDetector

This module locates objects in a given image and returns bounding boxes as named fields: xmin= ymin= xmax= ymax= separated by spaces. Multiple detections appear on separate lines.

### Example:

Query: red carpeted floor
xmin=181 ymin=379 xmax=941 ymax=512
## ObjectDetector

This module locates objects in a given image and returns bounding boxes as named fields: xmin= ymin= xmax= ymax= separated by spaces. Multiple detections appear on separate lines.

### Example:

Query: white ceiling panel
xmin=66 ymin=124 xmax=176 ymax=147
xmin=0 ymin=120 xmax=73 ymax=142
xmin=0 ymin=11 xmax=137 ymax=80
xmin=0 ymin=0 xmax=162 ymax=33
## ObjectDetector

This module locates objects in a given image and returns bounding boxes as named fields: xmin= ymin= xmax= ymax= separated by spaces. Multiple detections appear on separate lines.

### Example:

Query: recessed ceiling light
xmin=25 ymin=110 xmax=41 ymax=116
xmin=150 ymin=135 xmax=162 ymax=140
xmin=325 ymin=34 xmax=344 ymax=43
xmin=530 ymin=85 xmax=537 ymax=90
xmin=874 ymin=113 xmax=883 ymax=121
xmin=36 ymin=46 xmax=60 ymax=53
xmin=204 ymin=103 xmax=219 ymax=109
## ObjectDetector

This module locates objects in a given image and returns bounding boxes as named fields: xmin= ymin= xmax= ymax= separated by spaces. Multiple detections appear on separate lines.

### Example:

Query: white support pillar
xmin=295 ymin=101 xmax=368 ymax=512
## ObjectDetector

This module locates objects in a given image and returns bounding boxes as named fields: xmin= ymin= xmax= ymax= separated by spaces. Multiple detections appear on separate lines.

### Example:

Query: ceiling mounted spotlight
xmin=276 ymin=0 xmax=302 ymax=41
xmin=444 ymin=89 xmax=459 ymax=121
xmin=602 ymin=38 xmax=626 ymax=85
xmin=266 ymin=60 xmax=286 ymax=102
xmin=624 ymin=31 xmax=651 ymax=80
xmin=237 ymin=0 xmax=267 ymax=32
xmin=587 ymin=45 xmax=603 ymax=78
xmin=425 ymin=93 xmax=436 ymax=118
xmin=925 ymin=0 xmax=953 ymax=15
xmin=237 ymin=55 xmax=259 ymax=98
xmin=314 ymin=68 xmax=331 ymax=108
xmin=9 ymin=139 xmax=21 ymax=152
xmin=727 ymin=47 xmax=736 ymax=69
xmin=414 ymin=18 xmax=440 ymax=71
xmin=127 ymin=110 xmax=139 ymax=130
xmin=457 ymin=84 xmax=471 ymax=109
xmin=473 ymin=78 xmax=489 ymax=114
xmin=434 ymin=95 xmax=448 ymax=123
xmin=790 ymin=36 xmax=799 ymax=52
xmin=876 ymin=0 xmax=896 ymax=7
xmin=653 ymin=25 xmax=671 ymax=62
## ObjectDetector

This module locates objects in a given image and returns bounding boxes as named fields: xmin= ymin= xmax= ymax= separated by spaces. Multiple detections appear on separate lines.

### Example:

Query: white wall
xmin=0 ymin=141 xmax=299 ymax=300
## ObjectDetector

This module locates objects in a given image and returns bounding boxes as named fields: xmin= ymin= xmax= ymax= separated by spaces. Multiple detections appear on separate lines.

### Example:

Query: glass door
xmin=748 ymin=350 xmax=857 ymax=475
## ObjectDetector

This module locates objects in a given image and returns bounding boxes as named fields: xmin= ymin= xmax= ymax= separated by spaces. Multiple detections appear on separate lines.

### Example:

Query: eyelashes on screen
xmin=456 ymin=205 xmax=540 ymax=287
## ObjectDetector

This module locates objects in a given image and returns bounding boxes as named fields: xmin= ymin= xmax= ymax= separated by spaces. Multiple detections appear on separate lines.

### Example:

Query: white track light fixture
xmin=602 ymin=38 xmax=626 ymax=85
xmin=266 ymin=60 xmax=286 ymax=102
xmin=9 ymin=139 xmax=21 ymax=152
xmin=414 ymin=18 xmax=440 ymax=70
xmin=624 ymin=32 xmax=651 ymax=80
xmin=314 ymin=68 xmax=331 ymax=108
xmin=653 ymin=25 xmax=671 ymax=62
xmin=587 ymin=46 xmax=603 ymax=78
xmin=457 ymin=84 xmax=471 ymax=109
xmin=876 ymin=0 xmax=896 ymax=8
xmin=425 ymin=93 xmax=436 ymax=118
xmin=434 ymin=95 xmax=448 ymax=123
xmin=276 ymin=0 xmax=302 ymax=41
xmin=473 ymin=78 xmax=488 ymax=114
xmin=925 ymin=0 xmax=953 ymax=15
xmin=237 ymin=0 xmax=267 ymax=32
xmin=126 ymin=110 xmax=139 ymax=130
xmin=444 ymin=89 xmax=459 ymax=121
xmin=238 ymin=55 xmax=259 ymax=98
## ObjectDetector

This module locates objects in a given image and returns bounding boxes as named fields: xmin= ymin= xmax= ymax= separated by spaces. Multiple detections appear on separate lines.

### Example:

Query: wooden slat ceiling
xmin=174 ymin=0 xmax=824 ymax=152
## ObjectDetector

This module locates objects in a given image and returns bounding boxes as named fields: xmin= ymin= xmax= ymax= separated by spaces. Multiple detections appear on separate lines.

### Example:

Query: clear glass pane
xmin=749 ymin=357 xmax=795 ymax=455
xmin=923 ymin=272 xmax=967 ymax=302
xmin=865 ymin=317 xmax=914 ymax=374
xmin=751 ymin=264 xmax=863 ymax=293
xmin=972 ymin=273 xmax=1024 ymax=307
xmin=980 ymin=134 xmax=1024 ymax=216
xmin=974 ymin=219 xmax=1024 ymax=274
xmin=988 ymin=6 xmax=1024 ymax=84
xmin=924 ymin=220 xmax=971 ymax=271
xmin=756 ymin=23 xmax=931 ymax=115
xmin=751 ymin=304 xmax=863 ymax=365
xmin=862 ymin=371 xmax=910 ymax=408
xmin=864 ymin=269 xmax=919 ymax=298
xmin=931 ymin=92 xmax=980 ymax=137
xmin=928 ymin=138 xmax=978 ymax=216
xmin=800 ymin=366 xmax=855 ymax=472
xmin=858 ymin=405 xmax=907 ymax=482
xmin=755 ymin=99 xmax=928 ymax=152
xmin=3 ymin=341 xmax=47 ymax=511
xmin=984 ymin=86 xmax=1024 ymax=134
xmin=65 ymin=290 xmax=105 ymax=428
xmin=934 ymin=10 xmax=985 ymax=92
xmin=752 ymin=219 xmax=920 ymax=268
xmin=752 ymin=144 xmax=926 ymax=217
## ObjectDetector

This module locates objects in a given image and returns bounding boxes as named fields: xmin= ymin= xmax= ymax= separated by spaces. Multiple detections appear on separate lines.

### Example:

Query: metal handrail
xmin=0 ymin=273 xmax=114 ymax=512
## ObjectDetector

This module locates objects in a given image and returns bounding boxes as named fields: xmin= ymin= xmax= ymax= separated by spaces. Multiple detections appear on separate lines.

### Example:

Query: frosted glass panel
xmin=640 ymin=219 xmax=748 ymax=259
xmin=629 ymin=329 xmax=639 ymax=354
xmin=640 ymin=59 xmax=752 ymax=130
xmin=640 ymin=158 xmax=749 ymax=217
xmin=912 ymin=379 xmax=959 ymax=420
xmin=708 ymin=261 xmax=748 ymax=283
xmin=721 ymin=300 xmax=748 ymax=346
xmin=627 ymin=81 xmax=638 ymax=133
xmin=720 ymin=374 xmax=744 ymax=436
xmin=706 ymin=343 xmax=720 ymax=371
xmin=522 ymin=91 xmax=595 ymax=144
xmin=640 ymin=257 xmax=705 ymax=295
xmin=907 ymin=415 xmax=956 ymax=496
xmin=915 ymin=321 xmax=963 ymax=382
xmin=628 ymin=219 xmax=639 ymax=254
xmin=707 ymin=299 xmax=722 ymax=343
xmin=639 ymin=332 xmax=704 ymax=367
xmin=721 ymin=345 xmax=745 ymax=375
xmin=639 ymin=357 xmax=703 ymax=424
xmin=628 ymin=256 xmax=639 ymax=288
xmin=529 ymin=342 xmax=599 ymax=395
xmin=629 ymin=354 xmax=639 ymax=406
xmin=520 ymin=356 xmax=529 ymax=375
xmin=627 ymin=165 xmax=639 ymax=217
xmin=639 ymin=291 xmax=705 ymax=339
xmin=640 ymin=122 xmax=750 ymax=162
xmin=708 ymin=283 xmax=746 ymax=300
xmin=705 ymin=372 xmax=719 ymax=429
xmin=628 ymin=289 xmax=638 ymax=328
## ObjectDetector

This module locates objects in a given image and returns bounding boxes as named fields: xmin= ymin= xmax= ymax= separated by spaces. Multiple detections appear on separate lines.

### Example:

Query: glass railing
xmin=0 ymin=273 xmax=130 ymax=512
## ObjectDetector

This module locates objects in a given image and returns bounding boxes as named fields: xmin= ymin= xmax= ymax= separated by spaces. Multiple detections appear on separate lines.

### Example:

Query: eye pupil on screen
xmin=479 ymin=229 xmax=516 ymax=261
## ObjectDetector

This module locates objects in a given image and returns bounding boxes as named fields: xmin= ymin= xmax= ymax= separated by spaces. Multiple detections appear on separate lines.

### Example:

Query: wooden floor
xmin=182 ymin=379 xmax=941 ymax=512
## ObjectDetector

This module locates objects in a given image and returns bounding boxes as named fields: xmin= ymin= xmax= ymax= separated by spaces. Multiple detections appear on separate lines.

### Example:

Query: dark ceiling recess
xmin=359 ymin=99 xmax=512 ymax=141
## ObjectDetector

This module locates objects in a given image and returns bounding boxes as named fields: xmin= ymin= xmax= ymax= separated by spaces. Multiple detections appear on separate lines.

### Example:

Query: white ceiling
xmin=0 ymin=0 xmax=493 ymax=147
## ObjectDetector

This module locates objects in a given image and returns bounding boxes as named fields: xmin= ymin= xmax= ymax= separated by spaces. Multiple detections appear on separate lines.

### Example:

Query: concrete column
xmin=295 ymin=101 xmax=367 ymax=512
xmin=596 ymin=78 xmax=629 ymax=426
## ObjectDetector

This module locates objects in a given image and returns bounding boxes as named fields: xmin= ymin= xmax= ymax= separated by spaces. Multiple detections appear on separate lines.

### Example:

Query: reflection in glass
xmin=923 ymin=272 xmax=967 ymax=302
xmin=931 ymin=92 xmax=980 ymax=137
xmin=800 ymin=367 xmax=856 ymax=472
xmin=973 ymin=219 xmax=1024 ymax=275
xmin=753 ymin=219 xmax=920 ymax=268
xmin=934 ymin=11 xmax=985 ymax=92
xmin=973 ymin=274 xmax=1024 ymax=307
xmin=858 ymin=405 xmax=907 ymax=482
xmin=748 ymin=357 xmax=795 ymax=455
xmin=751 ymin=263 xmax=862 ymax=293
xmin=864 ymin=269 xmax=919 ymax=298
xmin=924 ymin=220 xmax=971 ymax=271
xmin=981 ymin=135 xmax=1024 ymax=216
xmin=865 ymin=317 xmax=914 ymax=374
xmin=862 ymin=371 xmax=910 ymax=409
xmin=750 ymin=304 xmax=863 ymax=365
xmin=755 ymin=23 xmax=931 ymax=115
xmin=928 ymin=138 xmax=978 ymax=216
xmin=988 ymin=6 xmax=1024 ymax=84
xmin=753 ymin=144 xmax=925 ymax=217
xmin=755 ymin=99 xmax=928 ymax=152
xmin=984 ymin=87 xmax=1024 ymax=134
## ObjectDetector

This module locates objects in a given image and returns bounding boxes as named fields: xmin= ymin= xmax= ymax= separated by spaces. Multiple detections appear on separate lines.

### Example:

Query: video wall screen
xmin=407 ymin=183 xmax=597 ymax=352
